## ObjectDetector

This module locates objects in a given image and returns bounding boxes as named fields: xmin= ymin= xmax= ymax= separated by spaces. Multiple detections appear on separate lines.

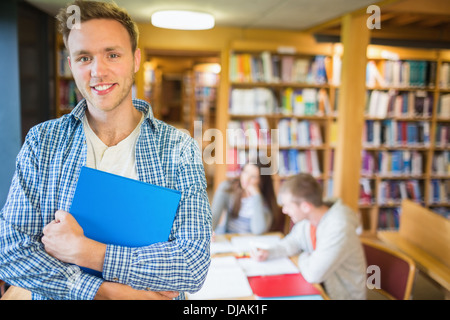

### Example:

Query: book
xmin=248 ymin=273 xmax=321 ymax=299
xmin=187 ymin=256 xmax=253 ymax=300
xmin=70 ymin=166 xmax=181 ymax=277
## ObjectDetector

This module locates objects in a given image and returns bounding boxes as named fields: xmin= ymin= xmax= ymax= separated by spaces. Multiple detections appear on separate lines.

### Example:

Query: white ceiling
xmin=26 ymin=0 xmax=379 ymax=31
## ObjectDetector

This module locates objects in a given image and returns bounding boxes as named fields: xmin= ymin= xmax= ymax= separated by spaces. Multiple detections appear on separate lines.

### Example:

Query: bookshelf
xmin=55 ymin=34 xmax=81 ymax=118
xmin=225 ymin=43 xmax=341 ymax=200
xmin=191 ymin=63 xmax=220 ymax=138
xmin=143 ymin=56 xmax=220 ymax=187
xmin=360 ymin=45 xmax=449 ymax=235
xmin=191 ymin=63 xmax=220 ymax=187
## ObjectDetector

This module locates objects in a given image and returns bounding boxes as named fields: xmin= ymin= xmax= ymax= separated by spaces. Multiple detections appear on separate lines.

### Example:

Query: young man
xmin=0 ymin=0 xmax=211 ymax=300
xmin=252 ymin=173 xmax=367 ymax=300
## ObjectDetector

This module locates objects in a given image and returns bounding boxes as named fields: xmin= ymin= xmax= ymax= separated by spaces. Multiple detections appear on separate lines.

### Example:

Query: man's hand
xmin=250 ymin=247 xmax=269 ymax=262
xmin=42 ymin=210 xmax=106 ymax=271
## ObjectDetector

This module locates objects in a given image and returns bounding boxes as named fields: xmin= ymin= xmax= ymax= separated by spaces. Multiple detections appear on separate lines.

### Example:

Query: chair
xmin=0 ymin=280 xmax=6 ymax=297
xmin=361 ymin=237 xmax=416 ymax=300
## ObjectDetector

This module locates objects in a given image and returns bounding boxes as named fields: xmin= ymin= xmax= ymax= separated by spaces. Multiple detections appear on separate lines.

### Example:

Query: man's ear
xmin=134 ymin=48 xmax=141 ymax=73
xmin=67 ymin=55 xmax=72 ymax=70
xmin=299 ymin=201 xmax=312 ymax=213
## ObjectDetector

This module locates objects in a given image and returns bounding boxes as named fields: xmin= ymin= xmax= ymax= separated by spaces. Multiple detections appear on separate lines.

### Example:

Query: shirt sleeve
xmin=0 ymin=128 xmax=104 ymax=300
xmin=101 ymin=138 xmax=212 ymax=294
xmin=267 ymin=220 xmax=310 ymax=259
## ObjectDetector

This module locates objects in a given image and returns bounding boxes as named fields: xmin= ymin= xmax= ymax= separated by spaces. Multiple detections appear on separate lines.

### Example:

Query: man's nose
xmin=91 ymin=57 xmax=107 ymax=78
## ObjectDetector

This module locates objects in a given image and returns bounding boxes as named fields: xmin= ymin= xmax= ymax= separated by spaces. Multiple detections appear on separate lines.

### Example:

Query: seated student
xmin=211 ymin=161 xmax=283 ymax=235
xmin=251 ymin=173 xmax=367 ymax=300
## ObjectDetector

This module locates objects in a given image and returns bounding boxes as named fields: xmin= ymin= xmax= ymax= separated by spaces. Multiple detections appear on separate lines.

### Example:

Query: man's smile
xmin=91 ymin=83 xmax=117 ymax=94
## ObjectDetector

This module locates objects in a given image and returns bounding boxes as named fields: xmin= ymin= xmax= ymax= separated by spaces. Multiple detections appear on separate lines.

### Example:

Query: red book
xmin=247 ymin=273 xmax=320 ymax=298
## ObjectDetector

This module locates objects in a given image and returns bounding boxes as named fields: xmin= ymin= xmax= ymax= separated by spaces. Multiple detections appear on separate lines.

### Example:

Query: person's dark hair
xmin=279 ymin=173 xmax=324 ymax=207
xmin=227 ymin=161 xmax=284 ymax=232
xmin=55 ymin=0 xmax=139 ymax=52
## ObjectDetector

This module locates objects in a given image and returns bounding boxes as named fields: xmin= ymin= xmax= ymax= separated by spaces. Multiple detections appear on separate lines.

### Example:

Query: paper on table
xmin=237 ymin=257 xmax=299 ymax=277
xmin=187 ymin=256 xmax=253 ymax=300
xmin=230 ymin=234 xmax=282 ymax=254
xmin=210 ymin=239 xmax=235 ymax=255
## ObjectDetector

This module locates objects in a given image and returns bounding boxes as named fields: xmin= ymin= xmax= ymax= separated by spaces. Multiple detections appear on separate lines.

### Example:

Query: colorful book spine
xmin=230 ymin=52 xmax=338 ymax=85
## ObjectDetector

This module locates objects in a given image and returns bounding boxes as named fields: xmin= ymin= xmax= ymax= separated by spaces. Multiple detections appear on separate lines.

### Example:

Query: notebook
xmin=247 ymin=273 xmax=321 ymax=298
xmin=70 ymin=166 xmax=181 ymax=277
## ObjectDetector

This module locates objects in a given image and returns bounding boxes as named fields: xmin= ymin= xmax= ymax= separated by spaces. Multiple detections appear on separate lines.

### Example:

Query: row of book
xmin=438 ymin=94 xmax=450 ymax=118
xmin=435 ymin=123 xmax=449 ymax=148
xmin=377 ymin=208 xmax=400 ymax=230
xmin=429 ymin=179 xmax=449 ymax=205
xmin=277 ymin=119 xmax=324 ymax=147
xmin=377 ymin=179 xmax=423 ymax=205
xmin=227 ymin=118 xmax=271 ymax=147
xmin=230 ymin=88 xmax=277 ymax=115
xmin=278 ymin=149 xmax=322 ymax=178
xmin=362 ymin=120 xmax=430 ymax=147
xmin=229 ymin=52 xmax=341 ymax=85
xmin=58 ymin=48 xmax=72 ymax=78
xmin=226 ymin=148 xmax=272 ymax=177
xmin=366 ymin=60 xmax=436 ymax=88
xmin=378 ymin=150 xmax=424 ymax=177
xmin=195 ymin=87 xmax=217 ymax=123
xmin=59 ymin=80 xmax=81 ymax=111
xmin=439 ymin=63 xmax=450 ymax=89
xmin=365 ymin=90 xmax=433 ymax=119
xmin=432 ymin=151 xmax=450 ymax=176
xmin=280 ymin=88 xmax=332 ymax=116
xmin=229 ymin=87 xmax=332 ymax=116
xmin=361 ymin=178 xmax=449 ymax=207
xmin=360 ymin=178 xmax=375 ymax=205
xmin=362 ymin=150 xmax=424 ymax=176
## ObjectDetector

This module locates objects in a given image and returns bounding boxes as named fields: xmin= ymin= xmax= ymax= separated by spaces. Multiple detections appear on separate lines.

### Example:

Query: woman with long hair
xmin=211 ymin=161 xmax=284 ymax=234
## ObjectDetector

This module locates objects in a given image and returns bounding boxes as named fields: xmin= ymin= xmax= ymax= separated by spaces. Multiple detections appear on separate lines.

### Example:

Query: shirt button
xmin=113 ymin=277 xmax=119 ymax=281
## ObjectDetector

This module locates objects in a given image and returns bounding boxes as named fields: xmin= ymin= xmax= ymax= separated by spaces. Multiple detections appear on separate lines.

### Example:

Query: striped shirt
xmin=227 ymin=197 xmax=255 ymax=233
xmin=0 ymin=99 xmax=212 ymax=300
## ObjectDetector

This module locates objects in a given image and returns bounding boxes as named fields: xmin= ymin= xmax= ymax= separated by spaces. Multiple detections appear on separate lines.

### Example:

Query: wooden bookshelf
xmin=225 ymin=42 xmax=342 ymax=201
xmin=55 ymin=33 xmax=81 ymax=118
xmin=359 ymin=45 xmax=449 ymax=236
xmin=142 ymin=55 xmax=220 ymax=187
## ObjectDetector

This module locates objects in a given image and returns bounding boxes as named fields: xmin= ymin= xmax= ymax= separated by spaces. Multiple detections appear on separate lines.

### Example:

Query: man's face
xmin=279 ymin=193 xmax=308 ymax=224
xmin=67 ymin=19 xmax=140 ymax=113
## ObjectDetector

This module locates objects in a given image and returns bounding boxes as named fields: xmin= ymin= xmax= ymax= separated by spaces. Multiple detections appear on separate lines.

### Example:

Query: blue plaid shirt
xmin=0 ymin=99 xmax=212 ymax=300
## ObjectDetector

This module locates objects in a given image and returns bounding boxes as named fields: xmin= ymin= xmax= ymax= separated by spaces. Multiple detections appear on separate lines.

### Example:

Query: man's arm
xmin=0 ymin=129 xmax=103 ymax=300
xmin=42 ymin=210 xmax=179 ymax=300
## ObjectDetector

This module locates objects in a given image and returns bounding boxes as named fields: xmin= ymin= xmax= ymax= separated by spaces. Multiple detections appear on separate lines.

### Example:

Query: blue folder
xmin=70 ymin=166 xmax=181 ymax=277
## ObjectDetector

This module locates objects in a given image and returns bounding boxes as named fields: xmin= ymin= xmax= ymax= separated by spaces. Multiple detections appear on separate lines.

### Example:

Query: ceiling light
xmin=151 ymin=10 xmax=215 ymax=30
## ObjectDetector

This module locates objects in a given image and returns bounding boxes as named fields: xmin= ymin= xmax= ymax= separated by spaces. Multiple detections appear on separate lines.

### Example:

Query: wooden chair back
xmin=361 ymin=237 xmax=416 ymax=300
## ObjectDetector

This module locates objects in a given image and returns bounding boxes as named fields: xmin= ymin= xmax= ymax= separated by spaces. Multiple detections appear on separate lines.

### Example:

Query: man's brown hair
xmin=279 ymin=173 xmax=324 ymax=207
xmin=55 ymin=0 xmax=139 ymax=52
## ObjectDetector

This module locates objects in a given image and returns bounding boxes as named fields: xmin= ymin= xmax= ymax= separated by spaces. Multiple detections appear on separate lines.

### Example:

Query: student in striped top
xmin=211 ymin=161 xmax=283 ymax=235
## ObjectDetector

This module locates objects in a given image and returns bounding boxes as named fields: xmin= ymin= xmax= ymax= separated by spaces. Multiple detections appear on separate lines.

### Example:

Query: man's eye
xmin=78 ymin=56 xmax=90 ymax=62
xmin=109 ymin=53 xmax=119 ymax=58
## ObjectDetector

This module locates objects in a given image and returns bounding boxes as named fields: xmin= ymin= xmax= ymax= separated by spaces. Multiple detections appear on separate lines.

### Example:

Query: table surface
xmin=2 ymin=232 xmax=329 ymax=300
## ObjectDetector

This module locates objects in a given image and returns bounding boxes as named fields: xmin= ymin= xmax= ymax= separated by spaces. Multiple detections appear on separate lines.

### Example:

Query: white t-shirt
xmin=82 ymin=113 xmax=144 ymax=179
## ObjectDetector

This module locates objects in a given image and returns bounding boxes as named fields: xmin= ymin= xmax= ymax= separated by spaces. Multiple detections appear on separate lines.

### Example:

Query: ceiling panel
xmin=25 ymin=0 xmax=379 ymax=31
